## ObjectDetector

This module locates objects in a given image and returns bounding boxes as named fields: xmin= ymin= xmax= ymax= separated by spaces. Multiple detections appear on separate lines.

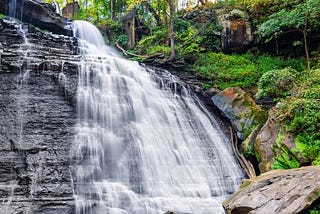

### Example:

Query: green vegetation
xmin=258 ymin=0 xmax=320 ymax=71
xmin=274 ymin=69 xmax=320 ymax=166
xmin=256 ymin=67 xmax=297 ymax=99
xmin=0 ymin=13 xmax=5 ymax=19
xmin=272 ymin=130 xmax=300 ymax=169
xmin=193 ymin=53 xmax=304 ymax=90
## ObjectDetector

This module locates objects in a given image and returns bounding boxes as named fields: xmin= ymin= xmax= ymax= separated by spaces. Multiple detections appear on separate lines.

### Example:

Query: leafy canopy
xmin=258 ymin=0 xmax=320 ymax=39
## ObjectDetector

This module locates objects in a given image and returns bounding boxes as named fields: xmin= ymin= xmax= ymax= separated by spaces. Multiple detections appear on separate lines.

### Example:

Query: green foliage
xmin=276 ymin=69 xmax=320 ymax=166
xmin=117 ymin=34 xmax=129 ymax=48
xmin=256 ymin=67 xmax=297 ymax=99
xmin=243 ymin=144 xmax=254 ymax=159
xmin=199 ymin=20 xmax=222 ymax=52
xmin=258 ymin=0 xmax=320 ymax=37
xmin=193 ymin=53 xmax=257 ymax=89
xmin=135 ymin=27 xmax=169 ymax=55
xmin=272 ymin=130 xmax=300 ymax=169
xmin=309 ymin=210 xmax=320 ymax=214
xmin=0 ymin=13 xmax=5 ymax=19
xmin=272 ymin=149 xmax=300 ymax=169
xmin=258 ymin=0 xmax=320 ymax=70
xmin=193 ymin=53 xmax=304 ymax=90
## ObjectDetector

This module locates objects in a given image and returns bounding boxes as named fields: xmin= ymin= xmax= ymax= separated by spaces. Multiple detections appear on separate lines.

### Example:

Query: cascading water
xmin=71 ymin=20 xmax=245 ymax=214
xmin=8 ymin=0 xmax=24 ymax=20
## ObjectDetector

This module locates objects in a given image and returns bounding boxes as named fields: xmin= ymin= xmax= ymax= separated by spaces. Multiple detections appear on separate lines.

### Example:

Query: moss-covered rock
xmin=253 ymin=110 xmax=279 ymax=173
xmin=211 ymin=86 xmax=266 ymax=140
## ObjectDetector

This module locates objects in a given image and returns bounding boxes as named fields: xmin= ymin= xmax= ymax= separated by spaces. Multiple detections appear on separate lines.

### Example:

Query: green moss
xmin=255 ymin=149 xmax=261 ymax=162
xmin=244 ymin=144 xmax=254 ymax=158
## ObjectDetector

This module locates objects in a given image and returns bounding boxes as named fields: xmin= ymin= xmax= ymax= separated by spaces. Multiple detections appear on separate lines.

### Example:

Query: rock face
xmin=211 ymin=87 xmax=266 ymax=140
xmin=253 ymin=111 xmax=279 ymax=173
xmin=217 ymin=9 xmax=253 ymax=53
xmin=223 ymin=166 xmax=320 ymax=214
xmin=184 ymin=7 xmax=254 ymax=53
xmin=0 ymin=0 xmax=72 ymax=36
xmin=0 ymin=17 xmax=79 ymax=213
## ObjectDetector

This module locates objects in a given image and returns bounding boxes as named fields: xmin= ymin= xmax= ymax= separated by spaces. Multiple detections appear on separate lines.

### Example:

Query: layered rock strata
xmin=0 ymin=17 xmax=78 ymax=213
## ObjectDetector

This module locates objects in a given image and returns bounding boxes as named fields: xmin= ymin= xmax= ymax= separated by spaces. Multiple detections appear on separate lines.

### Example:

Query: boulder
xmin=253 ymin=107 xmax=310 ymax=173
xmin=223 ymin=166 xmax=320 ymax=214
xmin=183 ymin=7 xmax=254 ymax=53
xmin=0 ymin=0 xmax=72 ymax=36
xmin=253 ymin=109 xmax=279 ymax=173
xmin=211 ymin=86 xmax=266 ymax=140
xmin=217 ymin=8 xmax=254 ymax=53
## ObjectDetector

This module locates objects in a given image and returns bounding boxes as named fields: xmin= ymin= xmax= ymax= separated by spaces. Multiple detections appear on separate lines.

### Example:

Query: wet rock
xmin=211 ymin=86 xmax=266 ymax=140
xmin=223 ymin=166 xmax=320 ymax=214
xmin=0 ymin=18 xmax=78 ymax=213
xmin=0 ymin=0 xmax=72 ymax=36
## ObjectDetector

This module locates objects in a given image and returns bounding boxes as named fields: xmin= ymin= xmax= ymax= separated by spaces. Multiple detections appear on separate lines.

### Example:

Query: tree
xmin=258 ymin=0 xmax=320 ymax=71
xmin=167 ymin=0 xmax=176 ymax=61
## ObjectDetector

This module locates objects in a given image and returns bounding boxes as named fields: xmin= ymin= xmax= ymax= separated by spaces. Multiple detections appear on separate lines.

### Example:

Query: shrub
xmin=117 ymin=34 xmax=128 ymax=49
xmin=275 ymin=70 xmax=320 ymax=166
xmin=256 ymin=67 xmax=297 ymax=99
xmin=193 ymin=53 xmax=303 ymax=90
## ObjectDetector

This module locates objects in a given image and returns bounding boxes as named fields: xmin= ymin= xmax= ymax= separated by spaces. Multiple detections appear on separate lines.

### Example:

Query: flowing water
xmin=71 ymin=20 xmax=245 ymax=214
xmin=8 ymin=0 xmax=24 ymax=20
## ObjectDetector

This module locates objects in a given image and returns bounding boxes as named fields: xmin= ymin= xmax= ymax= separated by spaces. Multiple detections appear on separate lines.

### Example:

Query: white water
xmin=71 ymin=20 xmax=244 ymax=214
xmin=8 ymin=0 xmax=24 ymax=20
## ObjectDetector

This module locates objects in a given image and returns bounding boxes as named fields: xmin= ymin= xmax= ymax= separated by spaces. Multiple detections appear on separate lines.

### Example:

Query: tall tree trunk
xmin=302 ymin=30 xmax=310 ymax=72
xmin=168 ymin=0 xmax=175 ymax=61
xmin=110 ymin=0 xmax=114 ymax=21
xmin=303 ymin=7 xmax=310 ymax=72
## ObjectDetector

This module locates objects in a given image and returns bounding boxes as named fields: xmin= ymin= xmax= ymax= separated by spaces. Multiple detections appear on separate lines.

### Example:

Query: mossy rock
xmin=212 ymin=86 xmax=267 ymax=140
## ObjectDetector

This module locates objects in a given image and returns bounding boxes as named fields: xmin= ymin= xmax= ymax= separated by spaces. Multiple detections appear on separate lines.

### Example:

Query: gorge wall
xmin=0 ymin=17 xmax=78 ymax=213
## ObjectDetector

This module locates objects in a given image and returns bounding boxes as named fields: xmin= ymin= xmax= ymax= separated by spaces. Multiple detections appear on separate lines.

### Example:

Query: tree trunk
xmin=302 ymin=6 xmax=310 ymax=72
xmin=302 ymin=29 xmax=310 ymax=72
xmin=168 ymin=0 xmax=175 ymax=61
xmin=132 ymin=16 xmax=136 ymax=47
xmin=110 ymin=0 xmax=114 ymax=21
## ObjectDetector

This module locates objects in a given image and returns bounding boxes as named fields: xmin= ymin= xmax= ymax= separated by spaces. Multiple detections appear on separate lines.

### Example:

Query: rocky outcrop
xmin=0 ymin=17 xmax=79 ymax=213
xmin=211 ymin=87 xmax=266 ymax=140
xmin=217 ymin=8 xmax=254 ymax=53
xmin=248 ymin=107 xmax=309 ymax=173
xmin=184 ymin=7 xmax=254 ymax=53
xmin=252 ymin=110 xmax=279 ymax=173
xmin=0 ymin=0 xmax=72 ymax=36
xmin=223 ymin=166 xmax=320 ymax=214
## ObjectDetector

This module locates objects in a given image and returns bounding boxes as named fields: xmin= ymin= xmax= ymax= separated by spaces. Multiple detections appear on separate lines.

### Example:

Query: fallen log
xmin=115 ymin=42 xmax=164 ymax=59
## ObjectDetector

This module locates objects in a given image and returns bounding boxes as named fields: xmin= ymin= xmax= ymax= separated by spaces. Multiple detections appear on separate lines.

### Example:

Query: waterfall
xmin=8 ymin=0 xmax=24 ymax=20
xmin=71 ymin=20 xmax=244 ymax=214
